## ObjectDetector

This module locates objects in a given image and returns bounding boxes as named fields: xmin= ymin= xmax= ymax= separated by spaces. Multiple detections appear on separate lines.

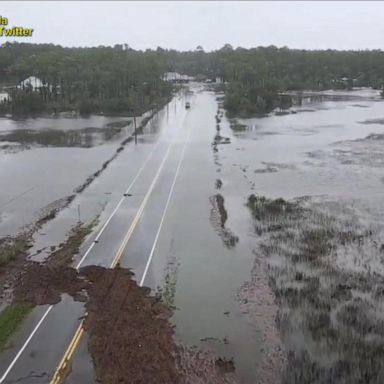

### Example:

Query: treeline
xmin=0 ymin=42 xmax=173 ymax=116
xmin=161 ymin=45 xmax=384 ymax=115
xmin=2 ymin=43 xmax=384 ymax=117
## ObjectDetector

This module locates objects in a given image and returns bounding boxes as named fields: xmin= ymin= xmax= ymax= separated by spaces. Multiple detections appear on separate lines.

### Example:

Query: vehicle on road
xmin=185 ymin=101 xmax=190 ymax=109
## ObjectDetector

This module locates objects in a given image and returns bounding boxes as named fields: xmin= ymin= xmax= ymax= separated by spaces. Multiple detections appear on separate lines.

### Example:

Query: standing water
xmin=157 ymin=86 xmax=384 ymax=383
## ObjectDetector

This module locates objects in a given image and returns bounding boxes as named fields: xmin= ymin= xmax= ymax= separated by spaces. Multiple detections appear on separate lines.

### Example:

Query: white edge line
xmin=139 ymin=126 xmax=191 ymax=287
xmin=76 ymin=140 xmax=160 ymax=269
xmin=1 ymin=102 xmax=188 ymax=382
xmin=0 ymin=306 xmax=53 ymax=383
xmin=0 ymin=134 xmax=162 ymax=383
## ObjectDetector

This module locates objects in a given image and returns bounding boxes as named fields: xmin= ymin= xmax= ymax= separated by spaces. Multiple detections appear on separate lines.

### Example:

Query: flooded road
xmin=1 ymin=85 xmax=384 ymax=383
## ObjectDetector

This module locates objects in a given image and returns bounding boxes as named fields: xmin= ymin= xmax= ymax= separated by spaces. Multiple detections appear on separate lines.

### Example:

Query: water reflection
xmin=0 ymin=120 xmax=131 ymax=148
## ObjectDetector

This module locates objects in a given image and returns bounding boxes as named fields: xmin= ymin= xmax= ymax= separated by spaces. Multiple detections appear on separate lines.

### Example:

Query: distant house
xmin=0 ymin=92 xmax=8 ymax=102
xmin=162 ymin=72 xmax=193 ymax=83
xmin=17 ymin=76 xmax=52 ymax=92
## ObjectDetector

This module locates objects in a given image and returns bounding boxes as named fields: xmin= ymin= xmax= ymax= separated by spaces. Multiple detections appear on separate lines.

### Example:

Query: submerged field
xmin=246 ymin=194 xmax=384 ymax=383
xmin=206 ymin=88 xmax=384 ymax=382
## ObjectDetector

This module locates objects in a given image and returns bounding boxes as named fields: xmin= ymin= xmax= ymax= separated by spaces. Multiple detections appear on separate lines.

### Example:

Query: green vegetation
xmin=0 ymin=235 xmax=30 ymax=267
xmin=246 ymin=195 xmax=384 ymax=383
xmin=229 ymin=119 xmax=248 ymax=131
xmin=2 ymin=43 xmax=384 ymax=117
xmin=167 ymin=45 xmax=384 ymax=115
xmin=0 ymin=304 xmax=33 ymax=349
xmin=82 ymin=216 xmax=100 ymax=236
xmin=247 ymin=194 xmax=302 ymax=221
xmin=0 ymin=217 xmax=99 ymax=350
xmin=0 ymin=42 xmax=173 ymax=116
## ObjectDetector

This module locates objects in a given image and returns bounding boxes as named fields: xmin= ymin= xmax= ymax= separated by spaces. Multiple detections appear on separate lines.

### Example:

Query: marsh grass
xmin=247 ymin=194 xmax=384 ymax=383
xmin=0 ymin=235 xmax=30 ymax=267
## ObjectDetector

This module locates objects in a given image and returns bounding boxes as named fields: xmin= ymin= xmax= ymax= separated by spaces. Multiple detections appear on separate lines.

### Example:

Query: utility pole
xmin=134 ymin=115 xmax=137 ymax=144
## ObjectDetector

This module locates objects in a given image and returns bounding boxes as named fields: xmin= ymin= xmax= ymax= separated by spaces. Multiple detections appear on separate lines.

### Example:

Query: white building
xmin=162 ymin=72 xmax=194 ymax=83
xmin=18 ymin=76 xmax=51 ymax=92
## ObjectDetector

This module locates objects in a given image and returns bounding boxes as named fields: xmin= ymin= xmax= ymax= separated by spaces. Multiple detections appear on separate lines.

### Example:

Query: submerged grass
xmin=0 ymin=217 xmax=99 ymax=350
xmin=247 ymin=194 xmax=384 ymax=384
xmin=0 ymin=234 xmax=30 ymax=267
xmin=0 ymin=303 xmax=33 ymax=350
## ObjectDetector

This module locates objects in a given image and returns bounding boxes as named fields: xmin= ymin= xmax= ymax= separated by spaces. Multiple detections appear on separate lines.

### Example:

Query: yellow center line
xmin=50 ymin=144 xmax=172 ymax=384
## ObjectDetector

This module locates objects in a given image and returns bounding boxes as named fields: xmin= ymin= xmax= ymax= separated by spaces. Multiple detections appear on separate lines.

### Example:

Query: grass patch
xmin=0 ymin=235 xmax=30 ymax=267
xmin=229 ymin=119 xmax=248 ymax=131
xmin=0 ymin=304 xmax=33 ymax=350
xmin=247 ymin=194 xmax=302 ymax=222
xmin=247 ymin=194 xmax=384 ymax=383
xmin=46 ymin=216 xmax=99 ymax=267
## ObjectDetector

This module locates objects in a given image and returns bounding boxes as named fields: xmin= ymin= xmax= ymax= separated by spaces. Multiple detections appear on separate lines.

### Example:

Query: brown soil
xmin=176 ymin=345 xmax=237 ymax=384
xmin=0 ymin=219 xmax=93 ymax=307
xmin=0 ymin=195 xmax=77 ymax=304
xmin=45 ymin=222 xmax=93 ymax=268
xmin=13 ymin=264 xmax=86 ymax=305
xmin=13 ymin=263 xmax=238 ymax=384
xmin=81 ymin=266 xmax=180 ymax=384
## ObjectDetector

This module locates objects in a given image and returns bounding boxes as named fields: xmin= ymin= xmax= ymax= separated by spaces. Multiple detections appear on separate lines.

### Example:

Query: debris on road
xmin=12 ymin=263 xmax=239 ymax=384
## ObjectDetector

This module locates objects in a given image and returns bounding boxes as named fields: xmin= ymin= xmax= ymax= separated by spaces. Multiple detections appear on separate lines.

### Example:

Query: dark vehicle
xmin=185 ymin=102 xmax=190 ymax=109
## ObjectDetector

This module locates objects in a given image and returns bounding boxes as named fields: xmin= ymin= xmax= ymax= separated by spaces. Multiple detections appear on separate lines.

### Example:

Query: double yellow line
xmin=50 ymin=145 xmax=172 ymax=384
xmin=50 ymin=322 xmax=85 ymax=383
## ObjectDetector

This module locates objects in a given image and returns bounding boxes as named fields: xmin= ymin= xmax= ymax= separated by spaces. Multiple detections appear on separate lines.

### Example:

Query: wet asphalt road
xmin=0 ymin=83 xmax=275 ymax=384
xmin=0 ymin=89 xmax=193 ymax=383
xmin=3 ymin=84 xmax=384 ymax=384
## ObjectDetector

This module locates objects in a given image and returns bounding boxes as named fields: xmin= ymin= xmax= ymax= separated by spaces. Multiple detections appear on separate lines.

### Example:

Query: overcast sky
xmin=1 ymin=1 xmax=383 ymax=51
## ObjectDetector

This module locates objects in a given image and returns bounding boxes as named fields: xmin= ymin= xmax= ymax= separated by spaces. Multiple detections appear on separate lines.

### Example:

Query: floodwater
xmin=200 ymin=87 xmax=384 ymax=383
xmin=154 ymin=86 xmax=384 ymax=383
xmin=0 ymin=114 xmax=144 ymax=237
xmin=2 ymin=86 xmax=384 ymax=383
xmin=233 ymin=89 xmax=383 ymax=200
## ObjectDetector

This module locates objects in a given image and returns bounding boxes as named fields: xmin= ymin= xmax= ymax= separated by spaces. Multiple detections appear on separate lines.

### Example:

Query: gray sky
xmin=1 ymin=1 xmax=384 ymax=51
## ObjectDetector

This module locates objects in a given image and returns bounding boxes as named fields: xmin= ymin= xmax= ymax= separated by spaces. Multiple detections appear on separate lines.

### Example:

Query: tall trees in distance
xmin=2 ymin=42 xmax=384 ymax=117
xmin=0 ymin=43 xmax=172 ymax=116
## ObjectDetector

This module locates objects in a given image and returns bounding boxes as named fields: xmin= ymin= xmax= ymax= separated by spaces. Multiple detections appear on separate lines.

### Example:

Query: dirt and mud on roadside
xmin=0 ymin=217 xmax=96 ymax=307
xmin=13 ymin=262 xmax=238 ymax=384
xmin=0 ymin=193 xmax=76 ymax=266
xmin=0 ymin=101 xmax=167 ymax=302
xmin=0 ymin=192 xmax=81 ymax=304
xmin=245 ymin=194 xmax=384 ymax=384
